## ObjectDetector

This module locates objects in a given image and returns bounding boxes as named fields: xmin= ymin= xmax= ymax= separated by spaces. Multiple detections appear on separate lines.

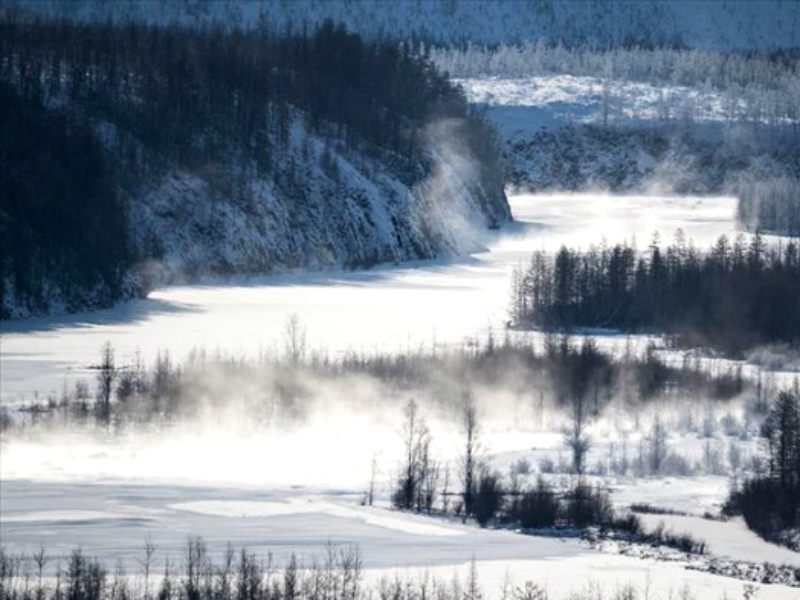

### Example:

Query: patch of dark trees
xmin=0 ymin=16 xmax=504 ymax=316
xmin=0 ymin=81 xmax=131 ymax=317
xmin=511 ymin=233 xmax=800 ymax=355
xmin=726 ymin=389 xmax=800 ymax=548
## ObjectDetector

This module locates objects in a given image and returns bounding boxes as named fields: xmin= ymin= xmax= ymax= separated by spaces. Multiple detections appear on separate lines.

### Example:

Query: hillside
xmin=0 ymin=19 xmax=509 ymax=319
xmin=5 ymin=0 xmax=800 ymax=52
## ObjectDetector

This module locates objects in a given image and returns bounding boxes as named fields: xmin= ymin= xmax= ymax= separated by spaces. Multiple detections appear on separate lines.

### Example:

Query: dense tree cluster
xmin=511 ymin=233 xmax=800 ymax=354
xmin=13 ymin=0 xmax=800 ymax=52
xmin=728 ymin=389 xmax=799 ymax=546
xmin=0 ymin=81 xmax=130 ymax=317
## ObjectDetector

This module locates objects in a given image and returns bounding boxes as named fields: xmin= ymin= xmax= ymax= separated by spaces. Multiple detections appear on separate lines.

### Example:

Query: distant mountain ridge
xmin=5 ymin=0 xmax=800 ymax=52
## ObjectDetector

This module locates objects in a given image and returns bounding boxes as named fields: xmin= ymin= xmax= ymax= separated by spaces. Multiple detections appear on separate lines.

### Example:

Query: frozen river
xmin=0 ymin=193 xmax=742 ymax=404
xmin=4 ymin=193 xmax=800 ymax=598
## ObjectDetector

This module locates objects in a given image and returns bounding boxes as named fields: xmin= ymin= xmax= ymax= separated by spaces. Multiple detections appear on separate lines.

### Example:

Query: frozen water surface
xmin=0 ymin=193 xmax=742 ymax=404
xmin=3 ymin=193 xmax=798 ymax=597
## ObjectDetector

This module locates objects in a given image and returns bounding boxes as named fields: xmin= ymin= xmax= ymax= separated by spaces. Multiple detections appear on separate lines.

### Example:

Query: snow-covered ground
xmin=0 ymin=193 xmax=748 ymax=404
xmin=2 ymin=480 xmax=799 ymax=598
xmin=457 ymin=75 xmax=742 ymax=138
xmin=635 ymin=513 xmax=800 ymax=567
xmin=3 ymin=193 xmax=799 ymax=597
xmin=456 ymin=73 xmax=800 ymax=198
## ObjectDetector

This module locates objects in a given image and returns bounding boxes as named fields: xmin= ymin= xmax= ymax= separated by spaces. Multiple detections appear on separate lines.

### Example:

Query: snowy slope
xmin=129 ymin=121 xmax=509 ymax=287
xmin=0 ymin=111 xmax=509 ymax=320
xmin=136 ymin=112 xmax=508 ymax=277
xmin=6 ymin=0 xmax=800 ymax=52
xmin=458 ymin=76 xmax=745 ymax=138
xmin=456 ymin=75 xmax=800 ymax=194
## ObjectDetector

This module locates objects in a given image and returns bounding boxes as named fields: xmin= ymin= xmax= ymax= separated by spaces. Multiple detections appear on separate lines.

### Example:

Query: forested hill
xmin=5 ymin=0 xmax=800 ymax=52
xmin=0 ymin=19 xmax=510 ymax=319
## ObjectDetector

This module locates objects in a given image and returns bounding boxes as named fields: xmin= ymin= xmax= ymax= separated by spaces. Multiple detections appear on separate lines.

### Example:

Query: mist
xmin=2 ymin=331 xmax=770 ymax=490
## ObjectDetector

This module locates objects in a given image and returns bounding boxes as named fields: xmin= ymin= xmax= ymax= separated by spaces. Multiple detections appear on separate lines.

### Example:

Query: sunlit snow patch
xmin=0 ymin=509 xmax=149 ymax=524
xmin=170 ymin=499 xmax=463 ymax=537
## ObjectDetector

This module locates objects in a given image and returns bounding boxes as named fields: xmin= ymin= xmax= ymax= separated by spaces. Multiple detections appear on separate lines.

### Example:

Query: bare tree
xmin=461 ymin=392 xmax=482 ymax=519
xmin=418 ymin=434 xmax=439 ymax=513
xmin=441 ymin=465 xmax=451 ymax=513
xmin=138 ymin=535 xmax=156 ymax=600
xmin=284 ymin=314 xmax=307 ymax=365
xmin=366 ymin=454 xmax=378 ymax=507
xmin=393 ymin=399 xmax=428 ymax=510
xmin=465 ymin=558 xmax=482 ymax=600
xmin=33 ymin=544 xmax=47 ymax=600
xmin=96 ymin=342 xmax=116 ymax=422
xmin=563 ymin=392 xmax=590 ymax=475
xmin=648 ymin=416 xmax=669 ymax=474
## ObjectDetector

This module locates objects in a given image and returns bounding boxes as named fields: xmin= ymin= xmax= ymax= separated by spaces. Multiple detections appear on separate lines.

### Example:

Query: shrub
xmin=473 ymin=470 xmax=504 ymax=526
xmin=729 ymin=478 xmax=800 ymax=542
xmin=611 ymin=513 xmax=642 ymax=536
xmin=564 ymin=483 xmax=613 ymax=528
xmin=511 ymin=457 xmax=532 ymax=476
xmin=514 ymin=478 xmax=559 ymax=529
xmin=648 ymin=522 xmax=706 ymax=554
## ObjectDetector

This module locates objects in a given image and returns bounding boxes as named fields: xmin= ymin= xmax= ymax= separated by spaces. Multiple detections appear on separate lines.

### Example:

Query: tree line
xmin=0 ymin=535 xmax=715 ymax=600
xmin=511 ymin=232 xmax=800 ymax=354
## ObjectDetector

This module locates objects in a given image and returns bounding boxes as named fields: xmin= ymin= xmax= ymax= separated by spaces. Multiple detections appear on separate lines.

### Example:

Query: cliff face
xmin=127 ymin=117 xmax=510 ymax=288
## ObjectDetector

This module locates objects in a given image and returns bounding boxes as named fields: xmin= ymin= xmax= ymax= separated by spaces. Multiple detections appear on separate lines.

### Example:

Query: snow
xmin=3 ymin=4 xmax=799 ymax=594
xmin=3 ymin=194 xmax=799 ymax=596
xmin=456 ymin=75 xmax=743 ymax=140
xmin=612 ymin=477 xmax=732 ymax=517
xmin=0 ymin=480 xmax=585 ymax=570
xmin=0 ymin=510 xmax=141 ymax=524
xmin=636 ymin=514 xmax=800 ymax=568
xmin=2 ymin=480 xmax=799 ymax=598
xmin=0 ymin=193 xmax=746 ymax=404
xmin=170 ymin=500 xmax=465 ymax=537
xmin=367 ymin=555 xmax=800 ymax=600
